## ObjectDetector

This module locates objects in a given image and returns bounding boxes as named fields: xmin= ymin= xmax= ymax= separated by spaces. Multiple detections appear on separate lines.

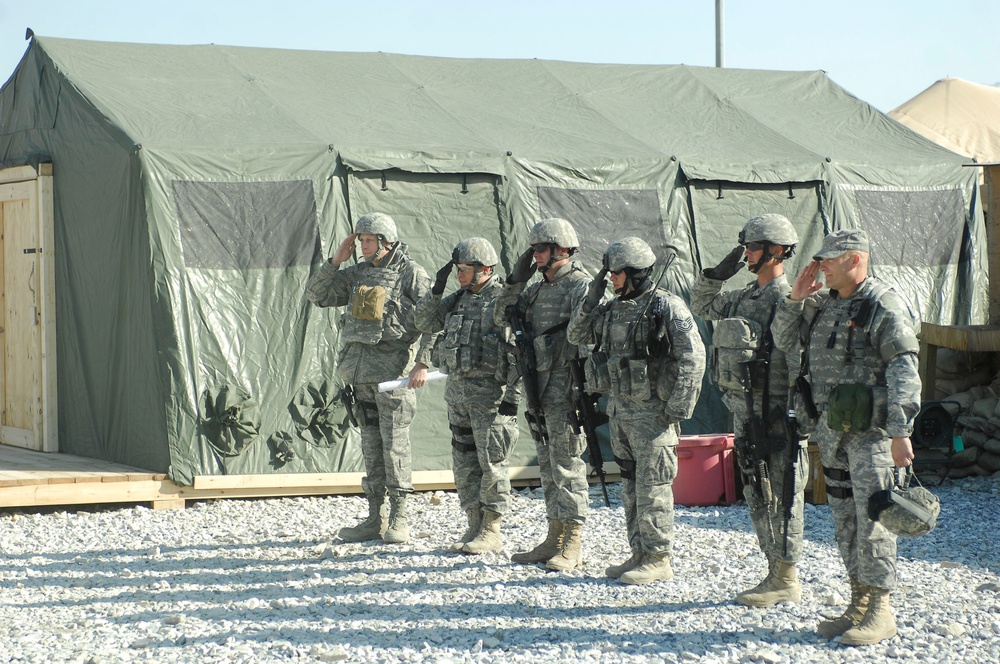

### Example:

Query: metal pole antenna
xmin=715 ymin=0 xmax=725 ymax=68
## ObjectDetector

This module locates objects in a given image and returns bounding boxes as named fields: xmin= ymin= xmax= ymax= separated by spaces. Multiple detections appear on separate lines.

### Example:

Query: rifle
xmin=568 ymin=357 xmax=611 ymax=507
xmin=782 ymin=386 xmax=802 ymax=557
xmin=736 ymin=360 xmax=775 ymax=544
xmin=506 ymin=305 xmax=549 ymax=447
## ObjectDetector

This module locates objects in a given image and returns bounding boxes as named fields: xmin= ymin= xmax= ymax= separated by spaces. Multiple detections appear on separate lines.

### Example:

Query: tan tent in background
xmin=891 ymin=77 xmax=1000 ymax=322
xmin=890 ymin=77 xmax=1000 ymax=163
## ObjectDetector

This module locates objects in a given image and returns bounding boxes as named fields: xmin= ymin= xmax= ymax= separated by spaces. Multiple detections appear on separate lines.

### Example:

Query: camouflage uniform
xmin=773 ymin=275 xmax=921 ymax=592
xmin=569 ymin=270 xmax=705 ymax=569
xmin=494 ymin=260 xmax=591 ymax=524
xmin=691 ymin=272 xmax=808 ymax=565
xmin=415 ymin=274 xmax=520 ymax=518
xmin=305 ymin=241 xmax=435 ymax=503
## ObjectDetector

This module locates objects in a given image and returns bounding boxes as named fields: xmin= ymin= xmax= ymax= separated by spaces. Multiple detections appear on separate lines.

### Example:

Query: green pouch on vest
xmin=827 ymin=383 xmax=873 ymax=432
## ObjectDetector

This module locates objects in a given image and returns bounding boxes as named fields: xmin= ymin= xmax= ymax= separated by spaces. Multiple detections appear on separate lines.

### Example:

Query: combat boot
xmin=546 ymin=521 xmax=583 ymax=571
xmin=605 ymin=550 xmax=643 ymax=579
xmin=382 ymin=495 xmax=410 ymax=544
xmin=817 ymin=577 xmax=870 ymax=638
xmin=449 ymin=508 xmax=482 ymax=552
xmin=511 ymin=519 xmax=563 ymax=564
xmin=736 ymin=555 xmax=775 ymax=604
xmin=841 ymin=588 xmax=897 ymax=646
xmin=462 ymin=510 xmax=502 ymax=554
xmin=620 ymin=552 xmax=673 ymax=585
xmin=336 ymin=496 xmax=386 ymax=542
xmin=737 ymin=561 xmax=801 ymax=607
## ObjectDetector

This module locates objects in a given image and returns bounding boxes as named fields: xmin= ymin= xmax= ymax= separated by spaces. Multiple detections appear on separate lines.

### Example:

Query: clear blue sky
xmin=0 ymin=0 xmax=996 ymax=113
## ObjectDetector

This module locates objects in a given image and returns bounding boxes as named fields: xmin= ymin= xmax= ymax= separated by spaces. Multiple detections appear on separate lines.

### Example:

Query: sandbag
xmin=949 ymin=445 xmax=981 ymax=468
xmin=971 ymin=398 xmax=999 ymax=419
xmin=978 ymin=452 xmax=1000 ymax=473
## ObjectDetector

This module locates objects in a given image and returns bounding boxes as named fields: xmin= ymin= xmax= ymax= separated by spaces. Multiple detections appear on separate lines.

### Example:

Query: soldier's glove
xmin=583 ymin=268 xmax=608 ymax=312
xmin=508 ymin=247 xmax=537 ymax=284
xmin=432 ymin=260 xmax=454 ymax=295
xmin=498 ymin=401 xmax=518 ymax=417
xmin=702 ymin=245 xmax=745 ymax=281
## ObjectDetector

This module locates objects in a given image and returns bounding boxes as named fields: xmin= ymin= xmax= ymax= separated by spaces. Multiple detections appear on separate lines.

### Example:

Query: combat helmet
xmin=604 ymin=237 xmax=656 ymax=272
xmin=604 ymin=237 xmax=657 ymax=295
xmin=354 ymin=212 xmax=398 ymax=243
xmin=868 ymin=474 xmax=941 ymax=537
xmin=529 ymin=218 xmax=579 ymax=249
xmin=739 ymin=213 xmax=798 ymax=248
xmin=453 ymin=237 xmax=499 ymax=267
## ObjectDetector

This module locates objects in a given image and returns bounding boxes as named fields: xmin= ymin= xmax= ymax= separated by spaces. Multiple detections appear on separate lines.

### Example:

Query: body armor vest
xmin=807 ymin=282 xmax=891 ymax=429
xmin=339 ymin=258 xmax=418 ymax=346
xmin=433 ymin=282 xmax=504 ymax=379
xmin=601 ymin=288 xmax=667 ymax=404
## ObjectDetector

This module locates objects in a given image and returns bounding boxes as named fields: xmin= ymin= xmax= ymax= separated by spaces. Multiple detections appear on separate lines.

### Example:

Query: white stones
xmin=0 ymin=477 xmax=996 ymax=662
xmin=936 ymin=622 xmax=967 ymax=637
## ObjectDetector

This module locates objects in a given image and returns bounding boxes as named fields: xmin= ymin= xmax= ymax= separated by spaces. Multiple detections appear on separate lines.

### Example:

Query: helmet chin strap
xmin=538 ymin=244 xmax=561 ymax=274
xmin=617 ymin=268 xmax=653 ymax=298
xmin=747 ymin=241 xmax=772 ymax=274
xmin=369 ymin=238 xmax=397 ymax=265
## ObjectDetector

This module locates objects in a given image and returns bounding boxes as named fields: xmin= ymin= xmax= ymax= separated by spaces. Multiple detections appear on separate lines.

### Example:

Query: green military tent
xmin=0 ymin=35 xmax=986 ymax=485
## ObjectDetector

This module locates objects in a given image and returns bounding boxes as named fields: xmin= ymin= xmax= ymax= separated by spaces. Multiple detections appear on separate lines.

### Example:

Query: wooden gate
xmin=0 ymin=164 xmax=56 ymax=452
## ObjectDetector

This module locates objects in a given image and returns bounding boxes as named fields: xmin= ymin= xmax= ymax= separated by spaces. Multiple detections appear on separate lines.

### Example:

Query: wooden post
xmin=986 ymin=165 xmax=1000 ymax=324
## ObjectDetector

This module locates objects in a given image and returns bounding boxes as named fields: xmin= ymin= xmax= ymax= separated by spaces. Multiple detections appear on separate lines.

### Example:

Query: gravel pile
xmin=1 ymin=474 xmax=999 ymax=663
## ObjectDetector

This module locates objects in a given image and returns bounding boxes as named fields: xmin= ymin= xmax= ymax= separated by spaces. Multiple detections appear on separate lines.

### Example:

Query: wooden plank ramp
xmin=0 ymin=444 xmax=592 ymax=511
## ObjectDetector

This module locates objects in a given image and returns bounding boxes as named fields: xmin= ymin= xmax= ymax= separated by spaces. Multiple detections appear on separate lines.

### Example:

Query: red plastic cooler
xmin=673 ymin=434 xmax=737 ymax=506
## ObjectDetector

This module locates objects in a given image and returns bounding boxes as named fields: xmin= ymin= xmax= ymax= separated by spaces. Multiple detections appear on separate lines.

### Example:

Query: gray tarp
xmin=0 ymin=36 xmax=986 ymax=484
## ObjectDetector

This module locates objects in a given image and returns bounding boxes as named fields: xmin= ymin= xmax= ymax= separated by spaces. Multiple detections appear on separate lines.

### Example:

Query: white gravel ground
xmin=1 ymin=474 xmax=999 ymax=664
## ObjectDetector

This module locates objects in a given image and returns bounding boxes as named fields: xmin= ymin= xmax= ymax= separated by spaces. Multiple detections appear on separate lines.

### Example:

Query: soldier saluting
xmin=415 ymin=238 xmax=521 ymax=554
xmin=306 ymin=213 xmax=437 ymax=545
xmin=772 ymin=229 xmax=919 ymax=646
xmin=568 ymin=237 xmax=705 ymax=585
xmin=691 ymin=214 xmax=810 ymax=607
xmin=494 ymin=218 xmax=592 ymax=571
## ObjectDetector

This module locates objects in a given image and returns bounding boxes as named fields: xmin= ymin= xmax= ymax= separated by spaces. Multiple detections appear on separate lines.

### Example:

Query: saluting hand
xmin=702 ymin=245 xmax=745 ymax=281
xmin=432 ymin=261 xmax=454 ymax=295
xmin=331 ymin=234 xmax=358 ymax=266
xmin=508 ymin=247 xmax=537 ymax=284
xmin=790 ymin=260 xmax=823 ymax=301
xmin=583 ymin=268 xmax=608 ymax=312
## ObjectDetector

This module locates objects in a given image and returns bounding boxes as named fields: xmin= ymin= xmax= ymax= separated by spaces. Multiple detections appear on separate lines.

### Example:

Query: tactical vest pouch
xmin=351 ymin=284 xmax=387 ymax=321
xmin=628 ymin=359 xmax=651 ymax=401
xmin=533 ymin=334 xmax=554 ymax=373
xmin=827 ymin=383 xmax=873 ymax=433
xmin=713 ymin=317 xmax=763 ymax=392
xmin=585 ymin=350 xmax=611 ymax=394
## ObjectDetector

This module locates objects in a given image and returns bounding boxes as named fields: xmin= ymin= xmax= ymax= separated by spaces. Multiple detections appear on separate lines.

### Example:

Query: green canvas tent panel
xmin=0 ymin=35 xmax=986 ymax=485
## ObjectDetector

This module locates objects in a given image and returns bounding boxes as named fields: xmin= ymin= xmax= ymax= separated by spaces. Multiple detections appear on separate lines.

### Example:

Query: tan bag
xmin=351 ymin=284 xmax=387 ymax=321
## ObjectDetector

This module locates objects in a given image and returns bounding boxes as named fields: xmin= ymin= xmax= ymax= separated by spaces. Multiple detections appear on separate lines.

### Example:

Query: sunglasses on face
xmin=454 ymin=264 xmax=477 ymax=274
xmin=531 ymin=244 xmax=552 ymax=254
xmin=743 ymin=241 xmax=765 ymax=252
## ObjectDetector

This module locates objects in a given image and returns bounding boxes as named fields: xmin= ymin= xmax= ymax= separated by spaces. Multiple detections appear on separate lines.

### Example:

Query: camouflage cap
xmin=604 ymin=236 xmax=656 ymax=272
xmin=812 ymin=229 xmax=870 ymax=260
xmin=453 ymin=237 xmax=499 ymax=266
xmin=354 ymin=212 xmax=398 ymax=243
xmin=869 ymin=486 xmax=940 ymax=537
xmin=529 ymin=218 xmax=579 ymax=249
